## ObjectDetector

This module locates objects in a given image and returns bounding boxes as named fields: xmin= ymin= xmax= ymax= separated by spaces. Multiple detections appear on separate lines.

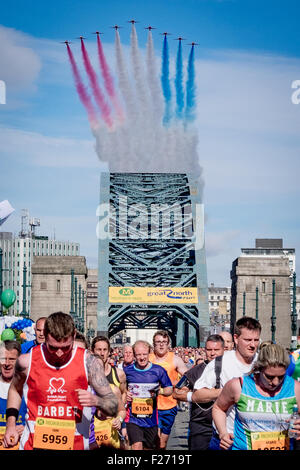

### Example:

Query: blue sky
xmin=1 ymin=0 xmax=300 ymax=286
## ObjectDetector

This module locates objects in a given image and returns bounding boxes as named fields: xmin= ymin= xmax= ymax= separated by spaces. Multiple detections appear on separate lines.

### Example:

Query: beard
xmin=43 ymin=344 xmax=73 ymax=368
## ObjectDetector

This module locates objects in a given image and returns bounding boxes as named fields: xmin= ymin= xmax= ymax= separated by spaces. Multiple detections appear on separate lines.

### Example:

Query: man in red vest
xmin=3 ymin=311 xmax=118 ymax=450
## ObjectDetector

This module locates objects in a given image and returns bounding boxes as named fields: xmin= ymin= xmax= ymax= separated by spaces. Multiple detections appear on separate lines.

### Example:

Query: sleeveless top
xmin=106 ymin=366 xmax=121 ymax=388
xmin=149 ymin=351 xmax=178 ymax=410
xmin=233 ymin=374 xmax=297 ymax=450
xmin=20 ymin=344 xmax=89 ymax=450
xmin=89 ymin=365 xmax=121 ymax=449
xmin=0 ymin=380 xmax=27 ymax=450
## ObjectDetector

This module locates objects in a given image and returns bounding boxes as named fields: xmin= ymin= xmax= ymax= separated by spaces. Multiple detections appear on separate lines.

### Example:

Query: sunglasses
xmin=262 ymin=371 xmax=286 ymax=382
xmin=47 ymin=343 xmax=73 ymax=353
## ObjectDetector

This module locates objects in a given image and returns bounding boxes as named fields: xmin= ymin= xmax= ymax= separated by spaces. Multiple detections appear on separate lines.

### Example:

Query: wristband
xmin=186 ymin=392 xmax=193 ymax=403
xmin=6 ymin=408 xmax=19 ymax=419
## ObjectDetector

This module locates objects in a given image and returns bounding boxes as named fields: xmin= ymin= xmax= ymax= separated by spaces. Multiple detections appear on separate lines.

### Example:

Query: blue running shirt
xmin=125 ymin=362 xmax=172 ymax=428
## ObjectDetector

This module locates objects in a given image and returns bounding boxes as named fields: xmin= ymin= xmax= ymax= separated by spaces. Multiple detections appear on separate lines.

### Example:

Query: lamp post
xmin=82 ymin=290 xmax=85 ymax=334
xmin=87 ymin=321 xmax=95 ymax=345
xmin=255 ymin=287 xmax=259 ymax=321
xmin=70 ymin=269 xmax=75 ymax=316
xmin=20 ymin=263 xmax=31 ymax=318
xmin=291 ymin=272 xmax=298 ymax=351
xmin=78 ymin=284 xmax=82 ymax=331
xmin=0 ymin=248 xmax=10 ymax=316
xmin=271 ymin=279 xmax=276 ymax=343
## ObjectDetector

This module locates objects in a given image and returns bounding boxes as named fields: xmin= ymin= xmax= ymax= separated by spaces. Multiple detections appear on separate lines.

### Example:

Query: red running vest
xmin=20 ymin=344 xmax=89 ymax=450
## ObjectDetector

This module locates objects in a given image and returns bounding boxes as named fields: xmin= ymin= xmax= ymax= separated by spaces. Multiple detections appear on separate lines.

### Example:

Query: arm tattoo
xmin=86 ymin=352 xmax=118 ymax=417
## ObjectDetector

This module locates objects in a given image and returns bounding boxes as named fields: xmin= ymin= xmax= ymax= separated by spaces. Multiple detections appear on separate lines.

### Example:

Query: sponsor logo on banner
xmin=109 ymin=286 xmax=198 ymax=304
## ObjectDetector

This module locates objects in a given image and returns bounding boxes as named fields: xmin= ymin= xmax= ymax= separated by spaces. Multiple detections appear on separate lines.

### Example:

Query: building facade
xmin=231 ymin=255 xmax=293 ymax=348
xmin=31 ymin=256 xmax=87 ymax=323
xmin=0 ymin=231 xmax=80 ymax=316
xmin=208 ymin=283 xmax=231 ymax=332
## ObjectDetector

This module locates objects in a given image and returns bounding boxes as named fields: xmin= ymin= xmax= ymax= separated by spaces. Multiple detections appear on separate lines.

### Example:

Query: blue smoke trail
xmin=161 ymin=35 xmax=172 ymax=125
xmin=185 ymin=45 xmax=196 ymax=124
xmin=175 ymin=40 xmax=184 ymax=120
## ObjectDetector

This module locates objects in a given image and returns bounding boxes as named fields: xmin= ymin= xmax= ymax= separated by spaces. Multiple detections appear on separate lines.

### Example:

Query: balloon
xmin=20 ymin=332 xmax=27 ymax=339
xmin=0 ymin=290 xmax=16 ymax=309
xmin=1 ymin=328 xmax=15 ymax=341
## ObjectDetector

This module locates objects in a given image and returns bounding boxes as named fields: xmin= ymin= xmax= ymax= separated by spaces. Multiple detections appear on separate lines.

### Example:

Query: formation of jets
xmin=61 ymin=21 xmax=198 ymax=46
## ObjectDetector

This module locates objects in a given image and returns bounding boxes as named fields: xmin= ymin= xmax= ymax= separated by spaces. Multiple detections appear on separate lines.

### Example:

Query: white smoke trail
xmin=92 ymin=25 xmax=203 ymax=185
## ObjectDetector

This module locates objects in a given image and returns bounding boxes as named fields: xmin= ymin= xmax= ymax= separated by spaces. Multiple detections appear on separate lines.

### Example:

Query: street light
xmin=87 ymin=321 xmax=95 ymax=345
xmin=0 ymin=248 xmax=11 ymax=316
xmin=20 ymin=263 xmax=31 ymax=318
xmin=241 ymin=288 xmax=259 ymax=320
xmin=291 ymin=272 xmax=298 ymax=351
xmin=271 ymin=279 xmax=276 ymax=343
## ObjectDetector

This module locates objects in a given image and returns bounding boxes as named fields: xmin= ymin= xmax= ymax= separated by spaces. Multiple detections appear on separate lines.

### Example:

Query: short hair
xmin=4 ymin=340 xmax=21 ymax=356
xmin=91 ymin=335 xmax=111 ymax=352
xmin=44 ymin=312 xmax=75 ymax=341
xmin=251 ymin=343 xmax=290 ymax=375
xmin=153 ymin=330 xmax=171 ymax=345
xmin=206 ymin=334 xmax=225 ymax=347
xmin=234 ymin=317 xmax=261 ymax=337
xmin=123 ymin=343 xmax=133 ymax=352
xmin=133 ymin=340 xmax=151 ymax=354
xmin=36 ymin=316 xmax=47 ymax=326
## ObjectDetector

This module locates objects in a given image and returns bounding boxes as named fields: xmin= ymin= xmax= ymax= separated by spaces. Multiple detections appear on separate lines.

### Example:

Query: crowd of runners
xmin=0 ymin=311 xmax=300 ymax=451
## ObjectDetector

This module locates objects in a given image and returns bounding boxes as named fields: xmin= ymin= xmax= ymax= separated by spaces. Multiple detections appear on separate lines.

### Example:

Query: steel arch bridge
xmin=97 ymin=173 xmax=210 ymax=347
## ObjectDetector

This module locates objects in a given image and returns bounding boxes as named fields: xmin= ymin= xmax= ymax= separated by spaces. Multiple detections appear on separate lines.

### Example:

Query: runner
xmin=125 ymin=340 xmax=173 ymax=450
xmin=3 ymin=311 xmax=118 ymax=450
xmin=21 ymin=316 xmax=46 ymax=354
xmin=173 ymin=334 xmax=225 ymax=450
xmin=91 ymin=336 xmax=127 ymax=400
xmin=149 ymin=330 xmax=188 ymax=449
xmin=192 ymin=317 xmax=262 ymax=450
xmin=286 ymin=346 xmax=300 ymax=450
xmin=219 ymin=331 xmax=234 ymax=351
xmin=213 ymin=343 xmax=300 ymax=450
xmin=118 ymin=344 xmax=134 ymax=370
xmin=89 ymin=336 xmax=127 ymax=450
xmin=0 ymin=340 xmax=27 ymax=450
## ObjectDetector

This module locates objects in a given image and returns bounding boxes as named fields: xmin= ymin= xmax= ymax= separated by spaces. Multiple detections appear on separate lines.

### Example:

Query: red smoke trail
xmin=97 ymin=34 xmax=124 ymax=121
xmin=80 ymin=39 xmax=113 ymax=128
xmin=66 ymin=44 xmax=99 ymax=129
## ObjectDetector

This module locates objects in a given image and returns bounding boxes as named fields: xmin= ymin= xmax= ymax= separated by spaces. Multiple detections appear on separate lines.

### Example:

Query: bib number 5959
xmin=42 ymin=434 xmax=68 ymax=445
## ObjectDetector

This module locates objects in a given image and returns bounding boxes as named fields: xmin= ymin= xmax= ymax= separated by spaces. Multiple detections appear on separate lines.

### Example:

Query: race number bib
xmin=94 ymin=418 xmax=112 ymax=445
xmin=132 ymin=397 xmax=154 ymax=416
xmin=94 ymin=417 xmax=120 ymax=449
xmin=0 ymin=427 xmax=19 ymax=450
xmin=33 ymin=418 xmax=75 ymax=450
xmin=251 ymin=431 xmax=289 ymax=450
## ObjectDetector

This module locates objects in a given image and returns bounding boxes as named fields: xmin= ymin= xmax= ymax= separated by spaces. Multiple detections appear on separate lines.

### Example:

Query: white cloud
xmin=0 ymin=126 xmax=108 ymax=169
xmin=0 ymin=25 xmax=41 ymax=93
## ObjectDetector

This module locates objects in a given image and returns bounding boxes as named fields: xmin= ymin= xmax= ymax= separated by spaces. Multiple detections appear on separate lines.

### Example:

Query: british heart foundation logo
xmin=47 ymin=377 xmax=67 ymax=396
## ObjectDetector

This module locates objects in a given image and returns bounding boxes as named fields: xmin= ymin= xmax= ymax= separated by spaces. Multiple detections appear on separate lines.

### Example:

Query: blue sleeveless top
xmin=233 ymin=374 xmax=296 ymax=450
